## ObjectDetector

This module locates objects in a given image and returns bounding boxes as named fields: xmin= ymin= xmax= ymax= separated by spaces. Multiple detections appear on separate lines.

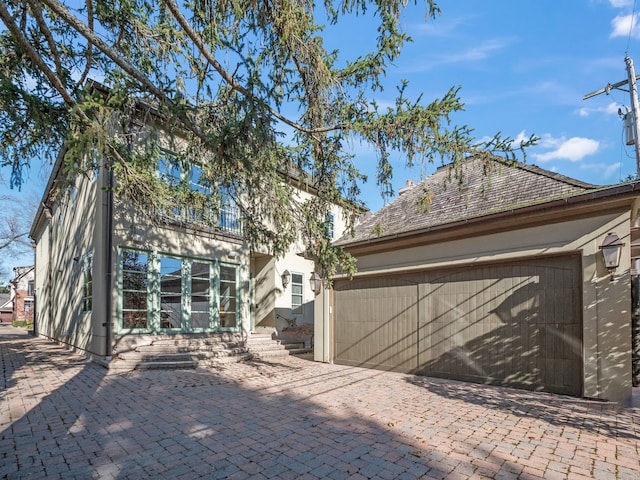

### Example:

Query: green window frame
xmin=118 ymin=248 xmax=240 ymax=333
xmin=121 ymin=250 xmax=150 ymax=329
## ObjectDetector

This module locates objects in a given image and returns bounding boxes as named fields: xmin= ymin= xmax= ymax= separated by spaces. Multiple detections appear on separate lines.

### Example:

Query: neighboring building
xmin=315 ymin=156 xmax=639 ymax=404
xmin=29 ymin=93 xmax=349 ymax=368
xmin=9 ymin=266 xmax=35 ymax=323
xmin=0 ymin=293 xmax=12 ymax=323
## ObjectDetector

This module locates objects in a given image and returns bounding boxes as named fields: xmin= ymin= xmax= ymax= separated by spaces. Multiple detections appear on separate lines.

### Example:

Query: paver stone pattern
xmin=1 ymin=325 xmax=639 ymax=479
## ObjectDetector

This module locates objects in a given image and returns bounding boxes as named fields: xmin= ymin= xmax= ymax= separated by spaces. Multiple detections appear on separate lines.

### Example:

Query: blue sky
xmin=346 ymin=0 xmax=640 ymax=209
xmin=2 ymin=0 xmax=640 ymax=281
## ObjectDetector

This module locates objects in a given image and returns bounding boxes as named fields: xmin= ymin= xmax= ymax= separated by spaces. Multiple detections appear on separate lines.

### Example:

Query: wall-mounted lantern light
xmin=599 ymin=232 xmax=624 ymax=280
xmin=281 ymin=269 xmax=291 ymax=289
xmin=310 ymin=272 xmax=322 ymax=296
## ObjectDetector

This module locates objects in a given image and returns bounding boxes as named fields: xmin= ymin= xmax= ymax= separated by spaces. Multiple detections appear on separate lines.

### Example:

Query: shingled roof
xmin=337 ymin=156 xmax=598 ymax=245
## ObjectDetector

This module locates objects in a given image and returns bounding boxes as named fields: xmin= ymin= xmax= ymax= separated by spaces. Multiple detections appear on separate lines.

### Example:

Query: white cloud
xmin=402 ymin=38 xmax=511 ymax=72
xmin=579 ymin=161 xmax=624 ymax=181
xmin=609 ymin=0 xmax=634 ymax=8
xmin=533 ymin=135 xmax=600 ymax=162
xmin=610 ymin=13 xmax=640 ymax=38
xmin=511 ymin=130 xmax=531 ymax=148
xmin=576 ymin=101 xmax=620 ymax=117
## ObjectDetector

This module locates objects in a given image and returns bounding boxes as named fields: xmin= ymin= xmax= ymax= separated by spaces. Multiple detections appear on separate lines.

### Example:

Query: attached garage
xmin=333 ymin=255 xmax=582 ymax=396
xmin=315 ymin=156 xmax=636 ymax=403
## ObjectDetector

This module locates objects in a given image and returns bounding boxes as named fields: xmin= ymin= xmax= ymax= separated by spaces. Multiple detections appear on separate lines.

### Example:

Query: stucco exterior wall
xmin=324 ymin=210 xmax=632 ymax=403
xmin=33 ymin=162 xmax=102 ymax=356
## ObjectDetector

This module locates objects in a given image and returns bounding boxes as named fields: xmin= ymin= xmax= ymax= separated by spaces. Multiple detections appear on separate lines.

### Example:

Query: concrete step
xmin=200 ymin=352 xmax=253 ymax=365
xmin=250 ymin=349 xmax=291 ymax=359
xmin=287 ymin=348 xmax=313 ymax=355
xmin=136 ymin=343 xmax=241 ymax=354
xmin=109 ymin=359 xmax=198 ymax=370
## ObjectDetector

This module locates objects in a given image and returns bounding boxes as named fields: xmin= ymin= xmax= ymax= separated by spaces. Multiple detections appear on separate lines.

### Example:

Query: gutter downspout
xmin=31 ymin=241 xmax=37 ymax=336
xmin=105 ymin=161 xmax=114 ymax=359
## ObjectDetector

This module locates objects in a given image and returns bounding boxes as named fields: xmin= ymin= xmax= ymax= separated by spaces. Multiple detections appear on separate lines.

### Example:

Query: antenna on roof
xmin=584 ymin=57 xmax=640 ymax=178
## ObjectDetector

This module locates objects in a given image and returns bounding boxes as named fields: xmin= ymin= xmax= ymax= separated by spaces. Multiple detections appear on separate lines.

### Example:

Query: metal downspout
xmin=105 ymin=162 xmax=114 ymax=358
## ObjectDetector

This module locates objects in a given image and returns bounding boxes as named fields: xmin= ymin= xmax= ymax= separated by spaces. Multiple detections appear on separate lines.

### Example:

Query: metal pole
xmin=626 ymin=56 xmax=640 ymax=178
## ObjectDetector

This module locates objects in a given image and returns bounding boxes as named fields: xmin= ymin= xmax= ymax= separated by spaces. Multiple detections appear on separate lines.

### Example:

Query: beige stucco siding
xmin=33 ymin=162 xmax=104 ymax=356
xmin=328 ymin=210 xmax=632 ymax=403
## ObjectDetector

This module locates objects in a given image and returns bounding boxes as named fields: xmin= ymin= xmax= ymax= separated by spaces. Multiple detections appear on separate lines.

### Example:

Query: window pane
xmin=161 ymin=293 xmax=182 ymax=329
xmin=190 ymin=165 xmax=210 ymax=194
xmin=121 ymin=251 xmax=148 ymax=329
xmin=291 ymin=273 xmax=303 ymax=315
xmin=220 ymin=299 xmax=236 ymax=327
xmin=123 ymin=271 xmax=147 ymax=291
xmin=191 ymin=262 xmax=211 ymax=329
xmin=158 ymin=156 xmax=181 ymax=185
xmin=220 ymin=265 xmax=236 ymax=282
xmin=191 ymin=312 xmax=210 ymax=329
xmin=160 ymin=257 xmax=182 ymax=329
xmin=219 ymin=265 xmax=237 ymax=328
xmin=123 ymin=312 xmax=147 ymax=329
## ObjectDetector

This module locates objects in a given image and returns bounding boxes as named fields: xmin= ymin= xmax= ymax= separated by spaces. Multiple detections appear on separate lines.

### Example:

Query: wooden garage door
xmin=333 ymin=255 xmax=582 ymax=396
xmin=333 ymin=274 xmax=420 ymax=372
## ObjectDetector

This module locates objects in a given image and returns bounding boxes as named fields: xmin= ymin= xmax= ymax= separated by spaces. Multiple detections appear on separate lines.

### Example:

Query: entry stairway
xmin=110 ymin=333 xmax=310 ymax=370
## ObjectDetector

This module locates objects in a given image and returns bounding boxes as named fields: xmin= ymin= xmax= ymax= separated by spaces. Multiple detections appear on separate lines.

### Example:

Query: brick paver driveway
xmin=1 ymin=325 xmax=639 ymax=479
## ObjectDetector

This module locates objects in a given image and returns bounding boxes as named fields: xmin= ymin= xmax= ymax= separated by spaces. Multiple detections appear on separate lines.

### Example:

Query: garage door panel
xmin=334 ymin=255 xmax=582 ymax=396
xmin=334 ymin=276 xmax=418 ymax=372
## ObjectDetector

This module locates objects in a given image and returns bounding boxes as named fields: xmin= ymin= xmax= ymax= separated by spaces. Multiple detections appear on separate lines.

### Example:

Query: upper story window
xmin=27 ymin=280 xmax=35 ymax=297
xmin=324 ymin=213 xmax=335 ymax=240
xmin=158 ymin=155 xmax=181 ymax=186
xmin=156 ymin=154 xmax=242 ymax=236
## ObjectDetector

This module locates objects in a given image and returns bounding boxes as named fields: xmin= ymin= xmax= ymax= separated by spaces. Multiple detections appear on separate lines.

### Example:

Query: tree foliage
xmin=0 ymin=0 xmax=535 ymax=278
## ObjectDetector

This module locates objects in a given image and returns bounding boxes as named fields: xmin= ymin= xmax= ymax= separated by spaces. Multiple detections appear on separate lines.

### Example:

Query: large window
xmin=291 ymin=273 xmax=303 ymax=315
xmin=156 ymin=155 xmax=242 ymax=235
xmin=324 ymin=213 xmax=335 ymax=239
xmin=81 ymin=253 xmax=93 ymax=312
xmin=119 ymin=249 xmax=239 ymax=332
xmin=121 ymin=251 xmax=149 ymax=329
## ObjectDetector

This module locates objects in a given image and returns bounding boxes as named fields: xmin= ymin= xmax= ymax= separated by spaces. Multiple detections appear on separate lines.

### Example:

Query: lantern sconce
xmin=599 ymin=232 xmax=624 ymax=280
xmin=309 ymin=272 xmax=322 ymax=296
xmin=281 ymin=269 xmax=291 ymax=289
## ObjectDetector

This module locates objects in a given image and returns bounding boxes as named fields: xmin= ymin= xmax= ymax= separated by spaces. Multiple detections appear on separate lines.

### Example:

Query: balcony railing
xmin=154 ymin=203 xmax=243 ymax=237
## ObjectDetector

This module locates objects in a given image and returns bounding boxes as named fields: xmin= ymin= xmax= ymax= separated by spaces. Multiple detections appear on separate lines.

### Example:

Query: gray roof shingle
xmin=338 ymin=156 xmax=597 ymax=244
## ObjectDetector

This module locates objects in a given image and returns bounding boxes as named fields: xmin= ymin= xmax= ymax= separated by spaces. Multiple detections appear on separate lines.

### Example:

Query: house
xmin=9 ymin=266 xmax=34 ymax=323
xmin=313 ymin=156 xmax=639 ymax=403
xmin=0 ymin=293 xmax=12 ymax=323
xmin=29 ymin=95 xmax=349 ymax=368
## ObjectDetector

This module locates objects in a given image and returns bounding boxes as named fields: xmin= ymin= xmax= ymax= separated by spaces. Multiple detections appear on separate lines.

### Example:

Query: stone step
xmin=151 ymin=338 xmax=240 ymax=347
xmin=118 ymin=351 xmax=194 ymax=362
xmin=245 ymin=343 xmax=286 ymax=352
xmin=108 ymin=359 xmax=197 ymax=370
xmin=284 ymin=342 xmax=305 ymax=350
xmin=250 ymin=349 xmax=291 ymax=359
xmin=287 ymin=347 xmax=313 ymax=355
xmin=200 ymin=352 xmax=253 ymax=365
xmin=137 ymin=343 xmax=241 ymax=354
xmin=134 ymin=360 xmax=198 ymax=370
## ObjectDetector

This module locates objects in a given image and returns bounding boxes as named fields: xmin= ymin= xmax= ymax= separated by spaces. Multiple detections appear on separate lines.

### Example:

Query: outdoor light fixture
xmin=309 ymin=272 xmax=322 ymax=296
xmin=599 ymin=232 xmax=624 ymax=280
xmin=281 ymin=269 xmax=290 ymax=289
